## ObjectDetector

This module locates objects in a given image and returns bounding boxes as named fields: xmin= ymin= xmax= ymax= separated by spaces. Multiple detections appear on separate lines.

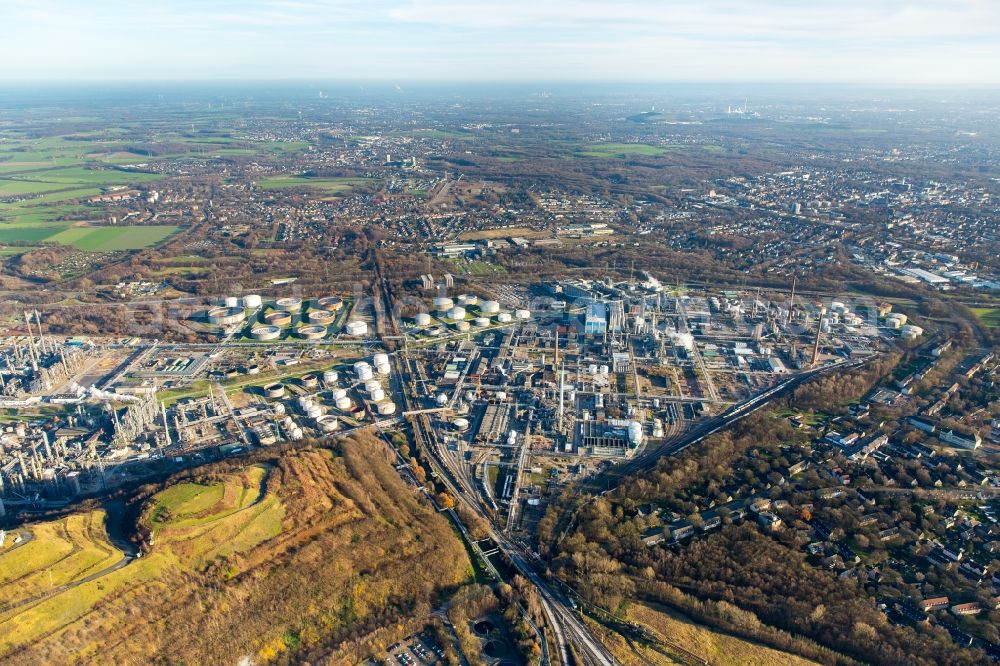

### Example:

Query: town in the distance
xmin=0 ymin=84 xmax=999 ymax=665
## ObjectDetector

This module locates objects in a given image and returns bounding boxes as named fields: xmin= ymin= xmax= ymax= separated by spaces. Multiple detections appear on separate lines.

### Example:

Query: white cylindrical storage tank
xmin=264 ymin=383 xmax=285 ymax=399
xmin=901 ymin=324 xmax=924 ymax=340
xmin=357 ymin=365 xmax=374 ymax=381
xmin=415 ymin=312 xmax=431 ymax=326
xmin=370 ymin=387 xmax=385 ymax=402
xmin=297 ymin=324 xmax=327 ymax=340
xmin=480 ymin=300 xmax=500 ymax=314
xmin=307 ymin=309 xmax=336 ymax=325
xmin=251 ymin=325 xmax=281 ymax=341
xmin=497 ymin=312 xmax=512 ymax=323
xmin=628 ymin=421 xmax=644 ymax=446
xmin=335 ymin=396 xmax=352 ymax=410
xmin=331 ymin=388 xmax=348 ymax=400
xmin=224 ymin=296 xmax=240 ymax=308
xmin=599 ymin=365 xmax=609 ymax=375
xmin=373 ymin=353 xmax=389 ymax=367
xmin=448 ymin=306 xmax=466 ymax=320
xmin=474 ymin=317 xmax=490 ymax=327
xmin=588 ymin=364 xmax=598 ymax=374
xmin=317 ymin=296 xmax=344 ymax=311
xmin=275 ymin=296 xmax=302 ymax=312
xmin=322 ymin=370 xmax=339 ymax=384
xmin=207 ymin=306 xmax=246 ymax=326
xmin=433 ymin=297 xmax=454 ymax=312
xmin=453 ymin=418 xmax=470 ymax=431
xmin=273 ymin=403 xmax=286 ymax=416
xmin=364 ymin=379 xmax=382 ymax=393
xmin=298 ymin=396 xmax=311 ymax=408
xmin=345 ymin=320 xmax=368 ymax=336
xmin=354 ymin=360 xmax=370 ymax=373
xmin=306 ymin=404 xmax=322 ymax=418
xmin=458 ymin=294 xmax=478 ymax=306
xmin=376 ymin=401 xmax=396 ymax=416
xmin=455 ymin=320 xmax=470 ymax=332
xmin=243 ymin=294 xmax=262 ymax=308
xmin=376 ymin=363 xmax=391 ymax=376
xmin=515 ymin=309 xmax=530 ymax=320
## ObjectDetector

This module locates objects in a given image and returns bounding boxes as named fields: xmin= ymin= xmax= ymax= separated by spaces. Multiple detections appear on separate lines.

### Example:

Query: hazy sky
xmin=4 ymin=0 xmax=999 ymax=84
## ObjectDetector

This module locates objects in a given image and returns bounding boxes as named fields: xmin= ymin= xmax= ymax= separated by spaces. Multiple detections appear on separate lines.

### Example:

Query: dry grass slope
xmin=0 ymin=434 xmax=471 ymax=665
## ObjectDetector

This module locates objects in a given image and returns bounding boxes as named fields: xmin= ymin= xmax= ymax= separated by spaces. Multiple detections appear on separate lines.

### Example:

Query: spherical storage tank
xmin=251 ymin=325 xmax=281 ymax=341
xmin=243 ymin=294 xmax=262 ymax=309
xmin=433 ymin=297 xmax=454 ymax=312
xmin=448 ymin=306 xmax=466 ymax=320
xmin=345 ymin=320 xmax=368 ymax=336
xmin=275 ymin=297 xmax=302 ymax=312
xmin=480 ymin=300 xmax=500 ymax=314
xmin=436 ymin=393 xmax=449 ymax=406
xmin=207 ymin=306 xmax=246 ymax=326
xmin=414 ymin=312 xmax=432 ymax=326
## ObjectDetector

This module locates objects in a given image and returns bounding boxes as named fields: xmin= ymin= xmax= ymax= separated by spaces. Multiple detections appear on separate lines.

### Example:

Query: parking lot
xmin=384 ymin=632 xmax=445 ymax=666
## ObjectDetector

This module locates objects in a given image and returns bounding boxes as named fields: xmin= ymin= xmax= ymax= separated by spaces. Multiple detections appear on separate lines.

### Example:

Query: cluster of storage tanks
xmin=885 ymin=312 xmax=908 ymax=329
xmin=413 ymin=298 xmax=529 ymax=330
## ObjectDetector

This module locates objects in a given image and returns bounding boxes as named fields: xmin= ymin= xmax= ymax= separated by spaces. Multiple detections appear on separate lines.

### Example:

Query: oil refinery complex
xmin=0 ymin=273 xmax=905 ymax=529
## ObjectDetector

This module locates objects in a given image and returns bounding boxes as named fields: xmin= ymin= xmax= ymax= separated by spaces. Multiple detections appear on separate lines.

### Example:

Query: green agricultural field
xmin=44 ymin=225 xmax=179 ymax=251
xmin=578 ymin=142 xmax=670 ymax=158
xmin=972 ymin=307 xmax=1000 ymax=328
xmin=257 ymin=175 xmax=371 ymax=194
xmin=0 ymin=224 xmax=63 ymax=244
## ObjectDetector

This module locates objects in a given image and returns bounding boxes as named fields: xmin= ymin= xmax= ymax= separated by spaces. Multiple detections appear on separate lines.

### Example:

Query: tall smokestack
xmin=811 ymin=307 xmax=826 ymax=367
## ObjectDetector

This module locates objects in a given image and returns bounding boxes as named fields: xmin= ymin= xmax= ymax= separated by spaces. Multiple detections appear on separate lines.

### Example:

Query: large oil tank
xmin=480 ymin=300 xmax=500 ymax=314
xmin=414 ymin=312 xmax=432 ymax=326
xmin=345 ymin=320 xmax=368 ymax=336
